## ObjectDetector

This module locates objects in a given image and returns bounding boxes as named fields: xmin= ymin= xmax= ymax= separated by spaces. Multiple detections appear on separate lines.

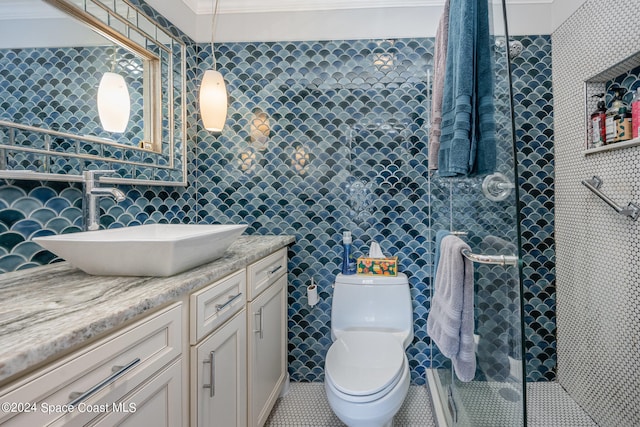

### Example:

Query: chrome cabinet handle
xmin=259 ymin=306 xmax=264 ymax=339
xmin=268 ymin=265 xmax=282 ymax=275
xmin=203 ymin=351 xmax=215 ymax=398
xmin=68 ymin=358 xmax=141 ymax=407
xmin=254 ymin=306 xmax=264 ymax=339
xmin=215 ymin=292 xmax=242 ymax=312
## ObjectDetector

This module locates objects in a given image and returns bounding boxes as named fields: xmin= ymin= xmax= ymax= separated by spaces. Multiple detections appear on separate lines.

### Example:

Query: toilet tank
xmin=331 ymin=273 xmax=414 ymax=348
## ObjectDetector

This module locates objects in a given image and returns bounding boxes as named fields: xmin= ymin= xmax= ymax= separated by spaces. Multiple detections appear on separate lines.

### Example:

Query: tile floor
xmin=265 ymin=382 xmax=598 ymax=427
xmin=265 ymin=384 xmax=436 ymax=426
xmin=526 ymin=382 xmax=598 ymax=427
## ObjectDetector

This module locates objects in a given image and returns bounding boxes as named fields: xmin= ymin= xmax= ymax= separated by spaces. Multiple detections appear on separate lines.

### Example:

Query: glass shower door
xmin=427 ymin=0 xmax=525 ymax=425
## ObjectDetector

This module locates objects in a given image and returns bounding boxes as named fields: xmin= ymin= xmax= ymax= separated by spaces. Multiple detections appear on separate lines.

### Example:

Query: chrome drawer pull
xmin=68 ymin=358 xmax=141 ymax=407
xmin=215 ymin=292 xmax=243 ymax=312
xmin=254 ymin=306 xmax=264 ymax=339
xmin=268 ymin=265 xmax=282 ymax=275
xmin=203 ymin=351 xmax=215 ymax=398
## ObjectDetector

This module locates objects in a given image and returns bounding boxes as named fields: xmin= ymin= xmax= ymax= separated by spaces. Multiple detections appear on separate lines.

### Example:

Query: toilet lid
xmin=325 ymin=331 xmax=405 ymax=396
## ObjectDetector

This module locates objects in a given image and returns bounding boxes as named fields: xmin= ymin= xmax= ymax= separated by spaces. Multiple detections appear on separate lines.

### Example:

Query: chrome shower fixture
xmin=482 ymin=172 xmax=515 ymax=202
xmin=508 ymin=40 xmax=524 ymax=59
xmin=495 ymin=38 xmax=524 ymax=59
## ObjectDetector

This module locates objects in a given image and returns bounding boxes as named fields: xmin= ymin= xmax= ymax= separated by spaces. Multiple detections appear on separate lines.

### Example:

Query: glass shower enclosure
xmin=425 ymin=0 xmax=526 ymax=425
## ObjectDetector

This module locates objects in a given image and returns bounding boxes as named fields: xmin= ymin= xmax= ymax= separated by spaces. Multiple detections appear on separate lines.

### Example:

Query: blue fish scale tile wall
xmin=0 ymin=181 xmax=197 ymax=270
xmin=512 ymin=35 xmax=556 ymax=381
xmin=0 ymin=0 xmax=556 ymax=385
xmin=195 ymin=39 xmax=434 ymax=383
xmin=606 ymin=64 xmax=640 ymax=108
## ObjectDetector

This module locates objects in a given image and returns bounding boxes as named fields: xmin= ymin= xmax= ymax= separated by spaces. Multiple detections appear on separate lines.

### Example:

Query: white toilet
xmin=324 ymin=273 xmax=414 ymax=427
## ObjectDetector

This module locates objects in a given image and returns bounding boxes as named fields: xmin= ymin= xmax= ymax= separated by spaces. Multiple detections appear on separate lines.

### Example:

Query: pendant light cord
xmin=211 ymin=0 xmax=220 ymax=70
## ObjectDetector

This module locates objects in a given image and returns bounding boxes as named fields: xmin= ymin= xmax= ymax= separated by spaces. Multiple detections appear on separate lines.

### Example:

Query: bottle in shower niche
xmin=632 ymin=88 xmax=640 ymax=139
xmin=605 ymin=87 xmax=627 ymax=143
xmin=590 ymin=93 xmax=607 ymax=147
xmin=341 ymin=231 xmax=356 ymax=275
xmin=615 ymin=107 xmax=633 ymax=142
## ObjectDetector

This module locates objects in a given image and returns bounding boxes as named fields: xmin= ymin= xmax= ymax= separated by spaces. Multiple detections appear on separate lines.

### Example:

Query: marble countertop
xmin=0 ymin=235 xmax=294 ymax=385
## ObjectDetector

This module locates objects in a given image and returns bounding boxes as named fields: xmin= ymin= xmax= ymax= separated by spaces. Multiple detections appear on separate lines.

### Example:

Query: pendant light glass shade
xmin=199 ymin=69 xmax=227 ymax=132
xmin=97 ymin=72 xmax=130 ymax=133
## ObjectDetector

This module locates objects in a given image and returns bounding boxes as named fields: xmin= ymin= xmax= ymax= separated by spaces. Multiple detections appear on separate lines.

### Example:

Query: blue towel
xmin=427 ymin=235 xmax=476 ymax=382
xmin=433 ymin=229 xmax=451 ymax=279
xmin=438 ymin=0 xmax=496 ymax=177
xmin=428 ymin=0 xmax=450 ymax=171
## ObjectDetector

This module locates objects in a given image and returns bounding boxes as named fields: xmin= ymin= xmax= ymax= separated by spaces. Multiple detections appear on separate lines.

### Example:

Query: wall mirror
xmin=0 ymin=0 xmax=186 ymax=185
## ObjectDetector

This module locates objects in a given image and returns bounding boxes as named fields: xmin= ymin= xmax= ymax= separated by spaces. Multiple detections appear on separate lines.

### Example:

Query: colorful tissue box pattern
xmin=356 ymin=257 xmax=399 ymax=276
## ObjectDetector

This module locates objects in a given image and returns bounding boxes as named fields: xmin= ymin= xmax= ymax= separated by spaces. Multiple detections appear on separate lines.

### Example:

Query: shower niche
xmin=584 ymin=51 xmax=640 ymax=154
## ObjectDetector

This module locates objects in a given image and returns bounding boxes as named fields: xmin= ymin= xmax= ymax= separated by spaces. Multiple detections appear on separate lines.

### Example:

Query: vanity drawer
xmin=0 ymin=303 xmax=182 ymax=427
xmin=190 ymin=269 xmax=246 ymax=344
xmin=247 ymin=248 xmax=287 ymax=301
xmin=86 ymin=358 xmax=183 ymax=427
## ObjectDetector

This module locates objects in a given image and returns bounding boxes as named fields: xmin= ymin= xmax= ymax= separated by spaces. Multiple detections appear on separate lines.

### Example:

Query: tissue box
xmin=356 ymin=256 xmax=398 ymax=276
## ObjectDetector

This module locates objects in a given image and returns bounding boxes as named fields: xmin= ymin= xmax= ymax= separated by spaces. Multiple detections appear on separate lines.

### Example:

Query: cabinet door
xmin=0 ymin=304 xmax=182 ymax=427
xmin=88 ymin=358 xmax=183 ymax=427
xmin=247 ymin=274 xmax=287 ymax=427
xmin=191 ymin=309 xmax=247 ymax=427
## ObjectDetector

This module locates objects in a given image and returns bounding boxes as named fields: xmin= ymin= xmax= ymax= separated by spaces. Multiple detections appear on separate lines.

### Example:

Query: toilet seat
xmin=325 ymin=331 xmax=406 ymax=403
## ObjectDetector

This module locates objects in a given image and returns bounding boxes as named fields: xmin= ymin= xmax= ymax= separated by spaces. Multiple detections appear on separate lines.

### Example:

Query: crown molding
xmin=189 ymin=0 xmax=444 ymax=15
xmin=188 ymin=0 xmax=555 ymax=15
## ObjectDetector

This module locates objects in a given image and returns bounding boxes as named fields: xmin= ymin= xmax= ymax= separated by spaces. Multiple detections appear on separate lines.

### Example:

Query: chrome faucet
xmin=82 ymin=170 xmax=126 ymax=231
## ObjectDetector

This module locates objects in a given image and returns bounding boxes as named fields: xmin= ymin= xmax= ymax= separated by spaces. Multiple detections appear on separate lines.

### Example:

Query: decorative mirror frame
xmin=0 ymin=0 xmax=187 ymax=186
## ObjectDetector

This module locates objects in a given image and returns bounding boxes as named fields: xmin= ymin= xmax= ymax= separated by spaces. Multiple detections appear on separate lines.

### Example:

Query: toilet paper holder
xmin=307 ymin=278 xmax=319 ymax=307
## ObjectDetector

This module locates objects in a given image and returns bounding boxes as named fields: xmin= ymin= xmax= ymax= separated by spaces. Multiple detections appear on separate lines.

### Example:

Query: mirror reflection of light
xmin=117 ymin=58 xmax=144 ymax=75
xmin=97 ymin=71 xmax=130 ymax=133
xmin=238 ymin=147 xmax=257 ymax=174
xmin=292 ymin=144 xmax=310 ymax=175
xmin=373 ymin=52 xmax=395 ymax=71
xmin=250 ymin=109 xmax=270 ymax=150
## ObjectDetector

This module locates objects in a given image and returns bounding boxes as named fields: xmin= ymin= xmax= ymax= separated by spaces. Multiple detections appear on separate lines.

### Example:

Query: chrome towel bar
xmin=461 ymin=249 xmax=518 ymax=266
xmin=581 ymin=176 xmax=640 ymax=221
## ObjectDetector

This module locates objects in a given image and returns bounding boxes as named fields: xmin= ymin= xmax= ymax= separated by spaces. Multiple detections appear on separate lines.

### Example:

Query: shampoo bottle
xmin=605 ymin=87 xmax=627 ymax=143
xmin=615 ymin=107 xmax=633 ymax=142
xmin=590 ymin=93 xmax=607 ymax=147
xmin=341 ymin=231 xmax=356 ymax=275
xmin=632 ymin=88 xmax=640 ymax=139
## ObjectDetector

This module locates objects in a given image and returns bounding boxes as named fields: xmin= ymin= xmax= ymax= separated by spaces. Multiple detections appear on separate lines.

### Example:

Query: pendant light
xmin=199 ymin=0 xmax=227 ymax=133
xmin=97 ymin=46 xmax=130 ymax=133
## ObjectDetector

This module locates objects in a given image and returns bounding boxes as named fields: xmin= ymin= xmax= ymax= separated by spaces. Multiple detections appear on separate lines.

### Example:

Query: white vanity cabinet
xmin=0 ymin=238 xmax=293 ymax=427
xmin=246 ymin=248 xmax=288 ymax=427
xmin=0 ymin=303 xmax=184 ymax=427
xmin=190 ymin=270 xmax=248 ymax=427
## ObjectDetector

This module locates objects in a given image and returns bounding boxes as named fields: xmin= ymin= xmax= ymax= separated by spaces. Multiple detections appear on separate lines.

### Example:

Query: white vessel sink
xmin=33 ymin=224 xmax=248 ymax=276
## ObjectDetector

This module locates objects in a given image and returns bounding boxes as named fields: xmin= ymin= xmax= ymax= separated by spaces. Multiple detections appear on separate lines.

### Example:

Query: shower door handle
xmin=461 ymin=249 xmax=518 ymax=266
